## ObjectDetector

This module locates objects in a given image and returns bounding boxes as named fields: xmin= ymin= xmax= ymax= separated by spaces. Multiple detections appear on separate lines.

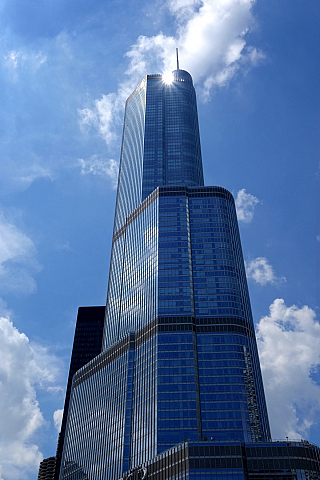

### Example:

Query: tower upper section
xmin=114 ymin=69 xmax=204 ymax=233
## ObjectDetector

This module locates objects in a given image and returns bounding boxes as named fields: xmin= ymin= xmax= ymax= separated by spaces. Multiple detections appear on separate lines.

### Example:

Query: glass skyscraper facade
xmin=112 ymin=70 xmax=203 ymax=236
xmin=57 ymin=69 xmax=320 ymax=480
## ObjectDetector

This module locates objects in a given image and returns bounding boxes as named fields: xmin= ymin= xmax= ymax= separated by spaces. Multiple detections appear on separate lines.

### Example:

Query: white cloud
xmin=78 ymin=94 xmax=121 ymax=145
xmin=79 ymin=0 xmax=264 ymax=144
xmin=245 ymin=45 xmax=266 ymax=66
xmin=0 ymin=211 xmax=40 ymax=294
xmin=0 ymin=316 xmax=61 ymax=479
xmin=3 ymin=50 xmax=47 ymax=86
xmin=246 ymin=257 xmax=286 ymax=286
xmin=0 ymin=298 xmax=10 ymax=318
xmin=257 ymin=299 xmax=320 ymax=440
xmin=18 ymin=165 xmax=54 ymax=187
xmin=4 ymin=50 xmax=47 ymax=72
xmin=0 ymin=214 xmax=34 ymax=265
xmin=53 ymin=409 xmax=64 ymax=433
xmin=235 ymin=188 xmax=260 ymax=223
xmin=316 ymin=234 xmax=320 ymax=242
xmin=54 ymin=242 xmax=71 ymax=252
xmin=4 ymin=50 xmax=22 ymax=69
xmin=0 ymin=154 xmax=55 ymax=193
xmin=165 ymin=0 xmax=263 ymax=99
xmin=78 ymin=156 xmax=119 ymax=189
xmin=0 ymin=267 xmax=37 ymax=295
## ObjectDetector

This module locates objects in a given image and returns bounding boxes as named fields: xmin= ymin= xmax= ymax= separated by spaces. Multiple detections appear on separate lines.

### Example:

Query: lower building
xmin=37 ymin=457 xmax=56 ymax=480
xmin=54 ymin=306 xmax=105 ymax=480
xmin=120 ymin=440 xmax=320 ymax=480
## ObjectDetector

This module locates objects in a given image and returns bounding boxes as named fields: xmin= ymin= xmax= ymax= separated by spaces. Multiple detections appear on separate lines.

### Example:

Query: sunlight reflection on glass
xmin=162 ymin=71 xmax=173 ymax=84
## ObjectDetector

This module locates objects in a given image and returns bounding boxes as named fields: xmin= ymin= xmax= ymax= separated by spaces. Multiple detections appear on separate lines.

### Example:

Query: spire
xmin=176 ymin=48 xmax=179 ymax=70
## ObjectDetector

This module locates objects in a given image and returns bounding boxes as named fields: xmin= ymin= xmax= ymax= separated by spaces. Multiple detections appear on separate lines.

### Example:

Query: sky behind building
xmin=0 ymin=1 xmax=319 ymax=479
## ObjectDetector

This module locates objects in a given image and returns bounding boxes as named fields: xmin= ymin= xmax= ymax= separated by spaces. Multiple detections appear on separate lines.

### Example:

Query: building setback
xmin=55 ymin=67 xmax=320 ymax=480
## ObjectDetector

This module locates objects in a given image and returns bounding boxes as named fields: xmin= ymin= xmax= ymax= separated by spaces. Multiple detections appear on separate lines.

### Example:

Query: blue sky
xmin=0 ymin=0 xmax=319 ymax=478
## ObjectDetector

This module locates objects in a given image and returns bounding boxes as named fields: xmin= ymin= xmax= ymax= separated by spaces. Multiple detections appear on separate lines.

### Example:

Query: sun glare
xmin=162 ymin=71 xmax=173 ymax=84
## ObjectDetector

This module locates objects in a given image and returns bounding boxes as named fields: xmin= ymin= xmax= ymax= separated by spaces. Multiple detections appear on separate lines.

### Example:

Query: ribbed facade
xmin=38 ymin=457 xmax=56 ymax=480
xmin=113 ymin=70 xmax=203 ymax=236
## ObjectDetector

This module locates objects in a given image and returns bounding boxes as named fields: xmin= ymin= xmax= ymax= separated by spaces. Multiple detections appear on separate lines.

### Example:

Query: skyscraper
xmin=54 ymin=306 xmax=105 ymax=480
xmin=57 ymin=66 xmax=320 ymax=480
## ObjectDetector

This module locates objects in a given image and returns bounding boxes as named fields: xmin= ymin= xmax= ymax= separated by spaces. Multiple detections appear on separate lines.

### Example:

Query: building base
xmin=120 ymin=440 xmax=320 ymax=480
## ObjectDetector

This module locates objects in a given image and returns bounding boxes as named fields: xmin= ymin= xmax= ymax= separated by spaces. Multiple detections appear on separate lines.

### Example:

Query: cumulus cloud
xmin=0 ymin=316 xmax=61 ymax=479
xmin=257 ymin=299 xmax=320 ymax=440
xmin=79 ymin=0 xmax=264 ymax=145
xmin=53 ymin=409 xmax=64 ymax=433
xmin=161 ymin=0 xmax=264 ymax=98
xmin=78 ymin=156 xmax=119 ymax=189
xmin=246 ymin=257 xmax=286 ymax=286
xmin=0 ymin=211 xmax=40 ymax=294
xmin=235 ymin=188 xmax=260 ymax=223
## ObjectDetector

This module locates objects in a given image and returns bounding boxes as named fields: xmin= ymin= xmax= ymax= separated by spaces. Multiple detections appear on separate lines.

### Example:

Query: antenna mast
xmin=176 ymin=48 xmax=179 ymax=70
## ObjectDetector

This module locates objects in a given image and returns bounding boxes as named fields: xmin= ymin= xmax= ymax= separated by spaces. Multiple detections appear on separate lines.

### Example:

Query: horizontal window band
xmin=113 ymin=186 xmax=235 ymax=242
xmin=73 ymin=317 xmax=254 ymax=387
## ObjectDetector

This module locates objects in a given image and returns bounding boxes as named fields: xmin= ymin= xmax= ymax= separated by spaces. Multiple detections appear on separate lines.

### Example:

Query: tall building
xmin=57 ymin=66 xmax=320 ymax=480
xmin=54 ymin=306 xmax=105 ymax=480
